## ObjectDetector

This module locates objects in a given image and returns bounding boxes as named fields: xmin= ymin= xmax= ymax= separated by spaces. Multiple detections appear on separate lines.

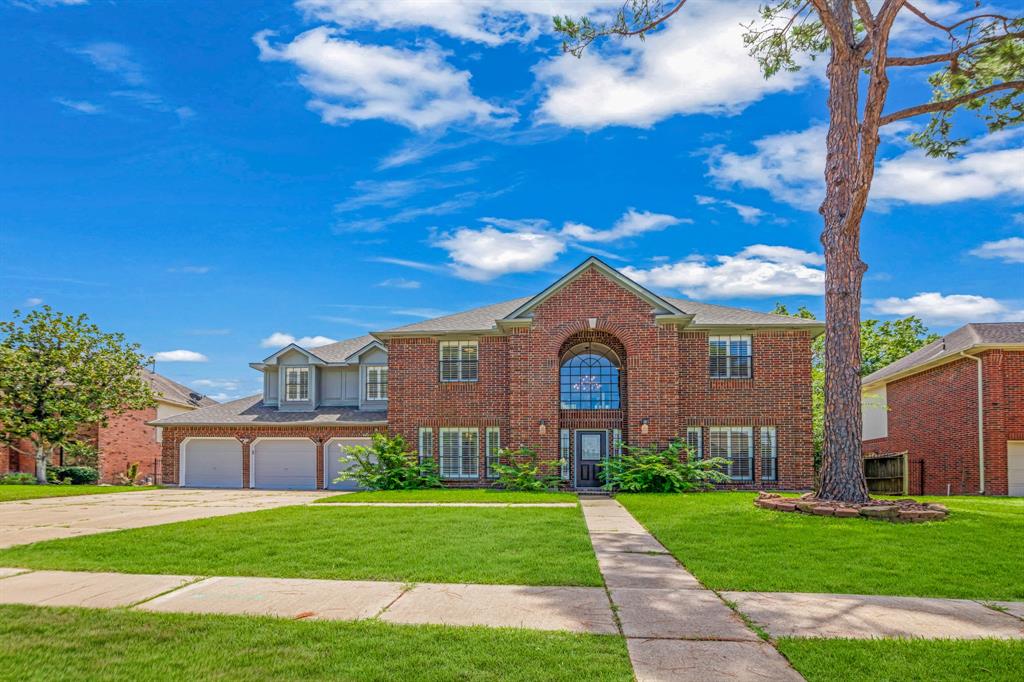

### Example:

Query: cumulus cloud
xmin=694 ymin=195 xmax=767 ymax=224
xmin=154 ymin=349 xmax=208 ymax=362
xmin=535 ymin=1 xmax=812 ymax=130
xmin=621 ymin=245 xmax=825 ymax=299
xmin=260 ymin=332 xmax=338 ymax=348
xmin=254 ymin=27 xmax=515 ymax=131
xmin=561 ymin=209 xmax=688 ymax=243
xmin=709 ymin=124 xmax=1024 ymax=209
xmin=969 ymin=237 xmax=1024 ymax=264
xmin=872 ymin=292 xmax=1023 ymax=325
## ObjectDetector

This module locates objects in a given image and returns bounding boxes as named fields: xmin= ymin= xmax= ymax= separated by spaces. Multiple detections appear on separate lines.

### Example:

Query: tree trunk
xmin=35 ymin=444 xmax=48 ymax=485
xmin=816 ymin=34 xmax=871 ymax=503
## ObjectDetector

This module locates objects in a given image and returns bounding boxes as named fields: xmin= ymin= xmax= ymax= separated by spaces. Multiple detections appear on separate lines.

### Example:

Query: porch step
xmin=575 ymin=488 xmax=613 ymax=497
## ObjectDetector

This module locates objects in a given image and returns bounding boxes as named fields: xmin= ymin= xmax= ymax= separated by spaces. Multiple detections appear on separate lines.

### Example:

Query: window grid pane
xmin=418 ymin=428 xmax=433 ymax=465
xmin=485 ymin=428 xmax=501 ymax=479
xmin=710 ymin=427 xmax=754 ymax=481
xmin=761 ymin=427 xmax=778 ymax=481
xmin=686 ymin=427 xmax=703 ymax=459
xmin=366 ymin=367 xmax=388 ymax=401
xmin=709 ymin=336 xmax=752 ymax=379
xmin=440 ymin=342 xmax=479 ymax=382
xmin=285 ymin=368 xmax=309 ymax=401
xmin=560 ymin=344 xmax=620 ymax=410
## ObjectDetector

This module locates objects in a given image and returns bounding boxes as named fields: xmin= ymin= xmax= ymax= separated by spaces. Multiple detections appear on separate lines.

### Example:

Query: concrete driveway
xmin=0 ymin=489 xmax=331 ymax=549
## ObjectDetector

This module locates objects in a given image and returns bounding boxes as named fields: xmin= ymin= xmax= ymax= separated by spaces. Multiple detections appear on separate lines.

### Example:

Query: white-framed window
xmin=709 ymin=426 xmax=753 ymax=481
xmin=284 ymin=367 xmax=309 ymax=401
xmin=418 ymin=427 xmax=433 ymax=465
xmin=760 ymin=427 xmax=778 ymax=482
xmin=709 ymin=335 xmax=752 ymax=379
xmin=439 ymin=428 xmax=478 ymax=479
xmin=485 ymin=427 xmax=501 ymax=479
xmin=612 ymin=429 xmax=622 ymax=457
xmin=440 ymin=341 xmax=478 ymax=382
xmin=686 ymin=427 xmax=703 ymax=459
xmin=560 ymin=428 xmax=570 ymax=481
xmin=365 ymin=366 xmax=388 ymax=401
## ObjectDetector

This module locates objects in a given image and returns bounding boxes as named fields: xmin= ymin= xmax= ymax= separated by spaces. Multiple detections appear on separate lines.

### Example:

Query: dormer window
xmin=440 ymin=341 xmax=478 ymax=382
xmin=285 ymin=367 xmax=309 ymax=401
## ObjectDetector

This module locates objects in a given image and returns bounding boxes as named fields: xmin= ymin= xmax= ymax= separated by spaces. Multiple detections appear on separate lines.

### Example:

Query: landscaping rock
xmin=860 ymin=505 xmax=899 ymax=519
xmin=927 ymin=503 xmax=949 ymax=513
xmin=834 ymin=507 xmax=860 ymax=518
xmin=795 ymin=501 xmax=818 ymax=513
xmin=751 ymin=495 xmax=948 ymax=523
xmin=811 ymin=505 xmax=835 ymax=516
xmin=775 ymin=502 xmax=797 ymax=512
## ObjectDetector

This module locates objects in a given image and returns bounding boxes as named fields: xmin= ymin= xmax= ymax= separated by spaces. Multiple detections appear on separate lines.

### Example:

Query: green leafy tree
xmin=555 ymin=1 xmax=1022 ymax=502
xmin=0 ymin=307 xmax=155 ymax=483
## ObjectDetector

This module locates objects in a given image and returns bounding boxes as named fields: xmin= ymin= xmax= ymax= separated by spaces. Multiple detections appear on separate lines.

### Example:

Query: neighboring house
xmin=152 ymin=258 xmax=823 ymax=491
xmin=861 ymin=322 xmax=1024 ymax=496
xmin=1 ymin=370 xmax=216 ymax=483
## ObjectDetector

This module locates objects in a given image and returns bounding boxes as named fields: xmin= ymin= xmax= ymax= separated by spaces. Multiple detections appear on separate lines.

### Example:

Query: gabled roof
xmin=306 ymin=335 xmax=382 ymax=363
xmin=142 ymin=369 xmax=217 ymax=408
xmin=149 ymin=394 xmax=385 ymax=426
xmin=260 ymin=343 xmax=327 ymax=366
xmin=863 ymin=322 xmax=1024 ymax=387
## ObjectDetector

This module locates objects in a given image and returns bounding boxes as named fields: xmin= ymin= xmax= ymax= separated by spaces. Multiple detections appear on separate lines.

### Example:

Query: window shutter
xmin=418 ymin=428 xmax=433 ymax=465
xmin=560 ymin=429 xmax=570 ymax=481
xmin=760 ymin=427 xmax=777 ymax=481
xmin=485 ymin=428 xmax=500 ymax=479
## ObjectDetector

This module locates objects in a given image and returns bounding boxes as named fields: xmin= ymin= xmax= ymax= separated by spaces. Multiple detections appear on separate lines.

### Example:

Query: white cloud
xmin=377 ymin=277 xmax=421 ymax=289
xmin=168 ymin=265 xmax=211 ymax=274
xmin=561 ymin=209 xmax=687 ymax=243
xmin=710 ymin=124 xmax=1024 ymax=209
xmin=434 ymin=223 xmax=567 ymax=281
xmin=535 ymin=1 xmax=812 ymax=130
xmin=694 ymin=195 xmax=766 ymax=224
xmin=621 ymin=244 xmax=825 ymax=299
xmin=872 ymin=292 xmax=1023 ymax=325
xmin=54 ymin=97 xmax=102 ymax=114
xmin=73 ymin=42 xmax=147 ymax=86
xmin=24 ymin=297 xmax=43 ymax=306
xmin=969 ymin=237 xmax=1024 ymax=264
xmin=260 ymin=332 xmax=338 ymax=348
xmin=192 ymin=378 xmax=241 ymax=391
xmin=254 ymin=27 xmax=515 ymax=131
xmin=154 ymin=349 xmax=208 ymax=363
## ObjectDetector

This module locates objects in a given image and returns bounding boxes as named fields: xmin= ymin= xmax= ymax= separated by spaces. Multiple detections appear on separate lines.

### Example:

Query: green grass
xmin=617 ymin=492 xmax=1024 ymax=600
xmin=0 ymin=605 xmax=632 ymax=682
xmin=0 ymin=485 xmax=158 ymax=502
xmin=0 ymin=505 xmax=603 ymax=586
xmin=778 ymin=638 xmax=1024 ymax=682
xmin=318 ymin=489 xmax=577 ymax=503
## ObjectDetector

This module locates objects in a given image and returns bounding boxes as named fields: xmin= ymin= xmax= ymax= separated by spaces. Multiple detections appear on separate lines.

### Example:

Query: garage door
xmin=1009 ymin=442 xmax=1024 ymax=497
xmin=252 ymin=439 xmax=316 ymax=490
xmin=325 ymin=438 xmax=373 ymax=490
xmin=182 ymin=439 xmax=242 ymax=488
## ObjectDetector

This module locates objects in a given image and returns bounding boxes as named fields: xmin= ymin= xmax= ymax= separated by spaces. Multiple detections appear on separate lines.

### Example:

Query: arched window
xmin=560 ymin=343 xmax=621 ymax=410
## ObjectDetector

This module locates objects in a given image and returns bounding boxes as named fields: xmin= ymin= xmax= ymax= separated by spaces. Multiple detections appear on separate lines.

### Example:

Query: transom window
xmin=560 ymin=343 xmax=621 ymax=410
xmin=710 ymin=335 xmax=752 ymax=379
xmin=440 ymin=341 xmax=478 ymax=382
xmin=365 ymin=366 xmax=388 ymax=401
xmin=284 ymin=367 xmax=309 ymax=401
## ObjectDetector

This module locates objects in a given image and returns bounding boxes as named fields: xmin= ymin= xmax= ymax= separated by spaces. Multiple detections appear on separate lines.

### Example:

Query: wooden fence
xmin=863 ymin=452 xmax=908 ymax=495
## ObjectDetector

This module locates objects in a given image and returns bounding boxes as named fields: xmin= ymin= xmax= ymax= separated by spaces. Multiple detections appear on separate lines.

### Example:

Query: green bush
xmin=490 ymin=446 xmax=563 ymax=492
xmin=599 ymin=440 xmax=731 ymax=493
xmin=0 ymin=472 xmax=37 ymax=485
xmin=62 ymin=440 xmax=100 ymax=468
xmin=47 ymin=465 xmax=99 ymax=485
xmin=334 ymin=433 xmax=441 ymax=490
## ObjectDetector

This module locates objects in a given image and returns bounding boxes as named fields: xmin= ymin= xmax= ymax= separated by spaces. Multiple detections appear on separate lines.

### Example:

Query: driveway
xmin=0 ymin=489 xmax=331 ymax=549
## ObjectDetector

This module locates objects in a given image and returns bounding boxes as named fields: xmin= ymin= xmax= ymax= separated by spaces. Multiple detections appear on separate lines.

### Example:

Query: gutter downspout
xmin=960 ymin=351 xmax=984 ymax=494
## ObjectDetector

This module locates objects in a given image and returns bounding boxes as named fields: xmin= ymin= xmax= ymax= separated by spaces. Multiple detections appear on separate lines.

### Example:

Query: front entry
xmin=575 ymin=430 xmax=607 ymax=488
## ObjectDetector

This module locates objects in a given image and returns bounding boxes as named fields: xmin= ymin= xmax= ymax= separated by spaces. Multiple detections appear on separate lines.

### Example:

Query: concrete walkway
xmin=579 ymin=498 xmax=804 ymax=682
xmin=0 ymin=489 xmax=330 ymax=548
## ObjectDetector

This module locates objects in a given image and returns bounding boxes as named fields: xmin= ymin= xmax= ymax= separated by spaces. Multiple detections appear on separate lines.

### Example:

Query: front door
xmin=576 ymin=431 xmax=606 ymax=488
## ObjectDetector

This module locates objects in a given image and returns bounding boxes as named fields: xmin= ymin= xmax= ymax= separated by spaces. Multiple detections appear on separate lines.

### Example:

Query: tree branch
xmin=880 ymin=80 xmax=1024 ymax=125
xmin=904 ymin=2 xmax=1011 ymax=37
xmin=882 ymin=30 xmax=1024 ymax=67
xmin=615 ymin=0 xmax=689 ymax=37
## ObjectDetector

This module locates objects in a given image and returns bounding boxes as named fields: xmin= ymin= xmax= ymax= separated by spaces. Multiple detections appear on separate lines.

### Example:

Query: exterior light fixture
xmin=640 ymin=418 xmax=650 ymax=436
xmin=539 ymin=419 xmax=547 ymax=436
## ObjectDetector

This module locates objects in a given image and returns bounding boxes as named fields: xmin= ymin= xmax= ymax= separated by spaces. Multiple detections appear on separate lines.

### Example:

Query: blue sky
xmin=2 ymin=0 xmax=1021 ymax=402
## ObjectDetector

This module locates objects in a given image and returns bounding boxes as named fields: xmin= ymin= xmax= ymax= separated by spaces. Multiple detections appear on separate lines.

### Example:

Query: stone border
xmin=754 ymin=492 xmax=949 ymax=522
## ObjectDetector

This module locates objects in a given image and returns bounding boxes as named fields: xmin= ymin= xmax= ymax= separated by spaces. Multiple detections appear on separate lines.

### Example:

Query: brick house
xmin=153 ymin=258 xmax=822 ymax=491
xmin=861 ymin=322 xmax=1024 ymax=496
xmin=1 ymin=370 xmax=215 ymax=484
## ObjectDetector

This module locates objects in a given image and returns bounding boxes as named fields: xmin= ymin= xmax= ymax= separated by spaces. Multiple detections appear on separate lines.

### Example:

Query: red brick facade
xmin=863 ymin=350 xmax=1024 ymax=496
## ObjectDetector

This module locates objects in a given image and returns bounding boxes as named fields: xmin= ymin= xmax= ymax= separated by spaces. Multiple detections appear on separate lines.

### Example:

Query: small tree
xmin=334 ymin=433 xmax=441 ymax=490
xmin=0 ymin=307 xmax=155 ymax=483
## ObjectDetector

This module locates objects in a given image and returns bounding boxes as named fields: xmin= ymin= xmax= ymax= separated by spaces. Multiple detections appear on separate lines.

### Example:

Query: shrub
xmin=116 ymin=462 xmax=141 ymax=486
xmin=334 ymin=433 xmax=441 ymax=490
xmin=47 ymin=465 xmax=99 ymax=485
xmin=0 ymin=472 xmax=37 ymax=485
xmin=490 ymin=446 xmax=563 ymax=492
xmin=599 ymin=440 xmax=731 ymax=493
xmin=62 ymin=440 xmax=99 ymax=468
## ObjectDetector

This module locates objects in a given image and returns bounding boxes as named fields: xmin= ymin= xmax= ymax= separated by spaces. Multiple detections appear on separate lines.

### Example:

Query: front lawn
xmin=318 ymin=489 xmax=577 ymax=503
xmin=0 ymin=605 xmax=632 ymax=682
xmin=778 ymin=638 xmax=1024 ymax=682
xmin=0 ymin=485 xmax=158 ymax=502
xmin=618 ymin=493 xmax=1024 ymax=600
xmin=0 ymin=505 xmax=603 ymax=586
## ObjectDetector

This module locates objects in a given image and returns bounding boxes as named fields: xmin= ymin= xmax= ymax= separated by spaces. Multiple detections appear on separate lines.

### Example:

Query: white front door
xmin=251 ymin=439 xmax=316 ymax=490
xmin=1008 ymin=441 xmax=1024 ymax=497
xmin=325 ymin=438 xmax=373 ymax=490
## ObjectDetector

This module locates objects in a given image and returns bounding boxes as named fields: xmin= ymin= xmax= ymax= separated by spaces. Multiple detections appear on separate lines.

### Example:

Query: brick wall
xmin=863 ymin=350 xmax=1023 ymax=496
xmin=96 ymin=407 xmax=161 ymax=483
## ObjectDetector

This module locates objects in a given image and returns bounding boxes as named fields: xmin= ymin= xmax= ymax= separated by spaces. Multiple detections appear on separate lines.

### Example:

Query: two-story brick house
xmin=153 ymin=258 xmax=822 ymax=490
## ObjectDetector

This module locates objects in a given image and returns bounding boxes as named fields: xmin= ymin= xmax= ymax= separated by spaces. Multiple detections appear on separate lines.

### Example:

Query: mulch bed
xmin=754 ymin=492 xmax=949 ymax=523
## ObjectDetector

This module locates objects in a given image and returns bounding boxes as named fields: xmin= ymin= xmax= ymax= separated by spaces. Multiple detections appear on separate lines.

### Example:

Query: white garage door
xmin=1008 ymin=442 xmax=1024 ymax=497
xmin=182 ymin=439 xmax=242 ymax=488
xmin=325 ymin=438 xmax=373 ymax=490
xmin=252 ymin=439 xmax=316 ymax=490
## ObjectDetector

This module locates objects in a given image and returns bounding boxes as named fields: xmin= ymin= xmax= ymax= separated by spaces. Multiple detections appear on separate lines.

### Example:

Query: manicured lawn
xmin=0 ymin=605 xmax=632 ymax=682
xmin=617 ymin=492 xmax=1024 ymax=599
xmin=778 ymin=638 xmax=1024 ymax=682
xmin=318 ymin=489 xmax=577 ymax=503
xmin=0 ymin=485 xmax=158 ymax=502
xmin=0 ymin=505 xmax=603 ymax=586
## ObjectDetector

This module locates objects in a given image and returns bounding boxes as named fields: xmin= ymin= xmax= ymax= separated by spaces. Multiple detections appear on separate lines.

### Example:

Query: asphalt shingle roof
xmin=150 ymin=394 xmax=386 ymax=426
xmin=143 ymin=369 xmax=217 ymax=408
xmin=304 ymin=334 xmax=378 ymax=363
xmin=863 ymin=322 xmax=1024 ymax=386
